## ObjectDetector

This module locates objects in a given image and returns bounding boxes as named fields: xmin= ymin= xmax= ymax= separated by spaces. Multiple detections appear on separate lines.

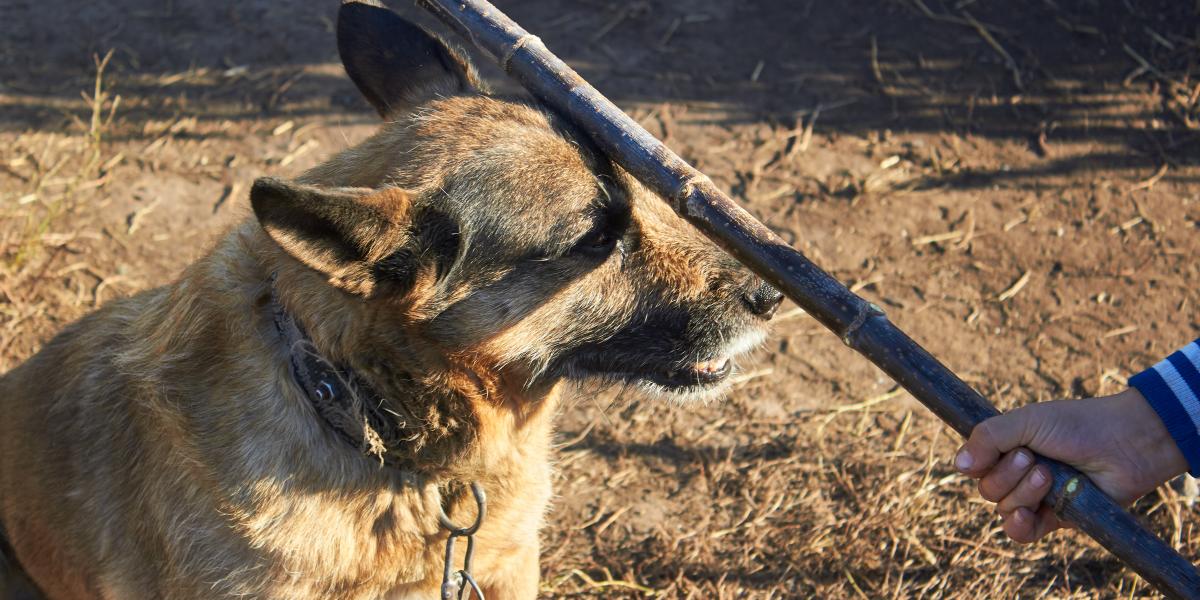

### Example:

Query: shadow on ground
xmin=2 ymin=0 xmax=1197 ymax=189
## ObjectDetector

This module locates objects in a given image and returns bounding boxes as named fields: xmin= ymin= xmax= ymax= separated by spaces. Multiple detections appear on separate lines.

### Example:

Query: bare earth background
xmin=3 ymin=0 xmax=1200 ymax=597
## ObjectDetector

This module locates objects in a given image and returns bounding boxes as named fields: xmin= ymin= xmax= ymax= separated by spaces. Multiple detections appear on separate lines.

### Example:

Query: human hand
xmin=954 ymin=387 xmax=1188 ymax=543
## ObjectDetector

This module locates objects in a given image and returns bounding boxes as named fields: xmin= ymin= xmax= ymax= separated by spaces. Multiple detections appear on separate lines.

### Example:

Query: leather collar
xmin=268 ymin=281 xmax=490 ymax=597
xmin=268 ymin=283 xmax=406 ymax=466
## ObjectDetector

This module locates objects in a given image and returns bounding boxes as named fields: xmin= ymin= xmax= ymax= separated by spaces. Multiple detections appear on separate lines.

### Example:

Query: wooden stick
xmin=417 ymin=0 xmax=1200 ymax=596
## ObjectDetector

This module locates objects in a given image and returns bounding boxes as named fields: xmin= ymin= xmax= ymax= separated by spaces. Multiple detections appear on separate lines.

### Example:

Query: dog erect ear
xmin=337 ymin=0 xmax=479 ymax=118
xmin=251 ymin=177 xmax=416 ymax=296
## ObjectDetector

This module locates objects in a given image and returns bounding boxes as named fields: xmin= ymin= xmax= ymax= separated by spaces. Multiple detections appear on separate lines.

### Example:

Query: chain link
xmin=439 ymin=481 xmax=487 ymax=600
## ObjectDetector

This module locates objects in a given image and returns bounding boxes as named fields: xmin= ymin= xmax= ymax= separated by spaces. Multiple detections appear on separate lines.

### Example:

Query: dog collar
xmin=267 ymin=283 xmax=407 ymax=466
xmin=267 ymin=280 xmax=488 ymax=598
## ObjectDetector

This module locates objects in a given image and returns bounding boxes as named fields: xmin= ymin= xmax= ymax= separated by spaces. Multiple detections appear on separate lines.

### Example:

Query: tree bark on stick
xmin=417 ymin=0 xmax=1200 ymax=596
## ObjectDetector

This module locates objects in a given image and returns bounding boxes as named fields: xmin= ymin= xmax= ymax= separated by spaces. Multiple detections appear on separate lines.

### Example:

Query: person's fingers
xmin=1002 ymin=507 xmax=1037 ymax=543
xmin=996 ymin=464 xmax=1053 ymax=514
xmin=956 ymin=409 xmax=1038 ymax=477
xmin=1003 ymin=505 xmax=1063 ymax=544
xmin=977 ymin=449 xmax=1037 ymax=502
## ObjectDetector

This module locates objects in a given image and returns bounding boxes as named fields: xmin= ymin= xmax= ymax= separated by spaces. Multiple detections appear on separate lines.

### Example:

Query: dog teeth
xmin=692 ymin=357 xmax=729 ymax=374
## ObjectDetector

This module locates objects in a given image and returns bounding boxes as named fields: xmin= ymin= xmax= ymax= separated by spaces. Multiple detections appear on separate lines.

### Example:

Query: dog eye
xmin=571 ymin=224 xmax=618 ymax=258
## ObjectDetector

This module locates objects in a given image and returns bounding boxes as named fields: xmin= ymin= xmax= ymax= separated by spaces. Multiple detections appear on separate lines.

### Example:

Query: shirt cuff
xmin=1129 ymin=339 xmax=1200 ymax=477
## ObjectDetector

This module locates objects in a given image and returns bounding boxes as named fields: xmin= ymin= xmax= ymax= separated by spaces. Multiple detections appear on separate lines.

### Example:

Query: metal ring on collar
xmin=438 ymin=481 xmax=487 ymax=536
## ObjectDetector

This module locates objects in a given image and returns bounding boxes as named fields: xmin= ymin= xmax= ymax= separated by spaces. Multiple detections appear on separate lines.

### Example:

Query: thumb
xmin=955 ymin=407 xmax=1039 ymax=478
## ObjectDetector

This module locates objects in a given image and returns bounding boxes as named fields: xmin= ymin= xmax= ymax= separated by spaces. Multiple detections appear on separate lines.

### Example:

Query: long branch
xmin=416 ymin=0 xmax=1200 ymax=596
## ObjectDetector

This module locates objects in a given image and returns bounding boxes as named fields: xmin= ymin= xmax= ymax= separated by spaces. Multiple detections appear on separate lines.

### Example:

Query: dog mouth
xmin=644 ymin=356 xmax=732 ymax=388
xmin=564 ymin=327 xmax=768 ymax=395
xmin=557 ymin=328 xmax=767 ymax=399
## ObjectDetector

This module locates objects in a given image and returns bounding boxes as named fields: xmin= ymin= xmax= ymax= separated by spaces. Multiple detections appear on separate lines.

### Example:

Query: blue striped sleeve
xmin=1129 ymin=339 xmax=1200 ymax=477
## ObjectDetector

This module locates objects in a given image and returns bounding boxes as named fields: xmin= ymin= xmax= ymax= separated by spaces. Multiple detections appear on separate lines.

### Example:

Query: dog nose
xmin=742 ymin=281 xmax=784 ymax=319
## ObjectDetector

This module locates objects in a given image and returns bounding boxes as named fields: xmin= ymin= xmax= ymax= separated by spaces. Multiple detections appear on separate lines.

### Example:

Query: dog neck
xmin=260 ymin=247 xmax=562 ymax=480
xmin=268 ymin=282 xmax=409 ymax=467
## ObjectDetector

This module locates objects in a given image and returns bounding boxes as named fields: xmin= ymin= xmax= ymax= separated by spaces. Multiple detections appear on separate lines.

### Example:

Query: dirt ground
xmin=3 ymin=0 xmax=1200 ymax=597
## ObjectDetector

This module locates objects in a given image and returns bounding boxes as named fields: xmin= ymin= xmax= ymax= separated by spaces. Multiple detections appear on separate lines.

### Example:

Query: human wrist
xmin=1115 ymin=387 xmax=1189 ymax=482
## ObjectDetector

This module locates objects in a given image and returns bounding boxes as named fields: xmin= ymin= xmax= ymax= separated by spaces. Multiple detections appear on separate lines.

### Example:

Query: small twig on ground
xmin=870 ymin=36 xmax=893 ymax=97
xmin=592 ymin=505 xmax=631 ymax=535
xmin=590 ymin=5 xmax=630 ymax=44
xmin=749 ymin=59 xmax=765 ymax=83
xmin=267 ymin=70 xmax=305 ymax=111
xmin=1126 ymin=163 xmax=1169 ymax=193
xmin=996 ymin=270 xmax=1032 ymax=302
xmin=127 ymin=198 xmax=162 ymax=235
xmin=554 ymin=421 xmax=596 ymax=450
xmin=797 ymin=103 xmax=820 ymax=155
xmin=1122 ymin=43 xmax=1187 ymax=93
xmin=905 ymin=0 xmax=1009 ymax=34
xmin=729 ymin=367 xmax=774 ymax=386
xmin=849 ymin=274 xmax=884 ymax=293
xmin=961 ymin=10 xmax=1023 ymax=90
xmin=657 ymin=17 xmax=681 ymax=49
xmin=774 ymin=306 xmax=808 ymax=321
xmin=1102 ymin=325 xmax=1139 ymax=339
xmin=912 ymin=230 xmax=964 ymax=246
xmin=94 ymin=274 xmax=137 ymax=307
xmin=568 ymin=569 xmax=661 ymax=596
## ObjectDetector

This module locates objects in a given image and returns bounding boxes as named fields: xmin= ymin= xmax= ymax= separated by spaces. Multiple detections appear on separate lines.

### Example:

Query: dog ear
xmin=337 ymin=0 xmax=479 ymax=118
xmin=250 ymin=177 xmax=415 ymax=296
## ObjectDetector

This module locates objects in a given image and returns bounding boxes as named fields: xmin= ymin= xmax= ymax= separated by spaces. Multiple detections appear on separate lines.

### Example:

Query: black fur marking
xmin=372 ymin=247 xmax=418 ymax=291
xmin=370 ymin=209 xmax=460 ymax=291
xmin=417 ymin=209 xmax=461 ymax=280
xmin=337 ymin=1 xmax=471 ymax=117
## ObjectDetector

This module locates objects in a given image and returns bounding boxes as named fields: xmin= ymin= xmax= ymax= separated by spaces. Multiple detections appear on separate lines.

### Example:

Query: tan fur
xmin=0 ymin=220 xmax=557 ymax=599
xmin=0 ymin=98 xmax=767 ymax=600
xmin=0 ymin=8 xmax=779 ymax=598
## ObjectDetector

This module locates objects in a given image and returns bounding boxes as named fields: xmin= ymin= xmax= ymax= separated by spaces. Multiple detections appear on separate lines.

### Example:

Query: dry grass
xmin=5 ymin=50 xmax=118 ymax=269
xmin=2 ymin=0 xmax=1200 ymax=598
xmin=0 ymin=49 xmax=128 ymax=370
xmin=536 ymin=385 xmax=1198 ymax=599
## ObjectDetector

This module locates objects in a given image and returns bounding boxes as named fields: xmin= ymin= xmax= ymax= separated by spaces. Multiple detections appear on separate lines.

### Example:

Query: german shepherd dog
xmin=0 ymin=2 xmax=783 ymax=598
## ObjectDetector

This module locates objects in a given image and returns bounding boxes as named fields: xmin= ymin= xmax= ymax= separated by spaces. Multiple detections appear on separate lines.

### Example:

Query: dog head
xmin=251 ymin=1 xmax=783 ymax=403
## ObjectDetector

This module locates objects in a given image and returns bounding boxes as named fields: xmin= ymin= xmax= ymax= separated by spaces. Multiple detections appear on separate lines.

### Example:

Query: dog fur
xmin=0 ymin=3 xmax=782 ymax=598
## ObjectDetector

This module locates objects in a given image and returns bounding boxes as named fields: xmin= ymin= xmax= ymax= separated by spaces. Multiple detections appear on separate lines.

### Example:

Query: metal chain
xmin=439 ymin=481 xmax=487 ymax=600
